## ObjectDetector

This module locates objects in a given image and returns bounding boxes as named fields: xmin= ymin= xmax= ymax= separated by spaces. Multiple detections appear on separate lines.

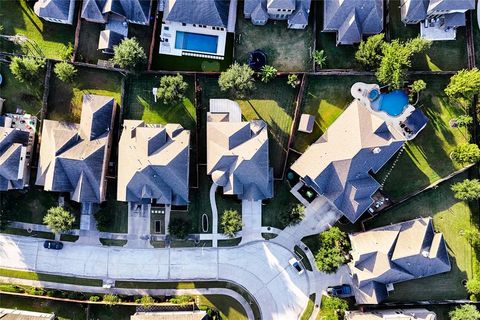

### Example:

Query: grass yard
xmin=294 ymin=75 xmax=377 ymax=153
xmin=375 ymin=75 xmax=468 ymax=200
xmin=199 ymin=76 xmax=297 ymax=178
xmin=95 ymin=180 xmax=128 ymax=233
xmin=0 ymin=62 xmax=44 ymax=116
xmin=0 ymin=268 xmax=102 ymax=286
xmin=388 ymin=0 xmax=468 ymax=71
xmin=365 ymin=172 xmax=478 ymax=301
xmin=47 ymin=65 xmax=123 ymax=122
xmin=235 ymin=5 xmax=314 ymax=71
xmin=0 ymin=0 xmax=75 ymax=59
xmin=198 ymin=294 xmax=248 ymax=320
xmin=262 ymin=180 xmax=298 ymax=229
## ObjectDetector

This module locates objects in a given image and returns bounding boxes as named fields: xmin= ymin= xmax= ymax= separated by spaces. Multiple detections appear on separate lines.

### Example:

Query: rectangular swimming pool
xmin=175 ymin=31 xmax=218 ymax=54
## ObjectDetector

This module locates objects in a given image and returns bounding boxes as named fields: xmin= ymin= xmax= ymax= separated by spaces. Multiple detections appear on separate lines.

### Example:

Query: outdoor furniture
xmin=298 ymin=114 xmax=315 ymax=133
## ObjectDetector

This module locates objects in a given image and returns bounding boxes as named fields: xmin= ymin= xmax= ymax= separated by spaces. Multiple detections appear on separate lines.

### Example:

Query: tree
xmin=449 ymin=304 xmax=480 ymax=320
xmin=9 ymin=56 xmax=45 ymax=86
xmin=111 ymin=37 xmax=146 ymax=70
xmin=156 ymin=74 xmax=188 ymax=105
xmin=220 ymin=209 xmax=242 ymax=238
xmin=279 ymin=204 xmax=305 ymax=227
xmin=260 ymin=65 xmax=277 ymax=83
xmin=218 ymin=63 xmax=255 ymax=98
xmin=43 ymin=206 xmax=75 ymax=234
xmin=411 ymin=79 xmax=426 ymax=94
xmin=312 ymin=50 xmax=327 ymax=69
xmin=54 ymin=61 xmax=77 ymax=83
xmin=136 ymin=295 xmax=155 ymax=306
xmin=168 ymin=218 xmax=191 ymax=239
xmin=451 ymin=143 xmax=480 ymax=165
xmin=321 ymin=296 xmax=348 ymax=320
xmin=455 ymin=115 xmax=473 ymax=127
xmin=287 ymin=74 xmax=299 ymax=88
xmin=313 ymin=227 xmax=350 ymax=273
xmin=451 ymin=179 xmax=480 ymax=201
xmin=463 ymin=227 xmax=480 ymax=247
xmin=467 ymin=278 xmax=480 ymax=295
xmin=355 ymin=33 xmax=385 ymax=70
xmin=445 ymin=68 xmax=480 ymax=102
xmin=376 ymin=37 xmax=431 ymax=89
xmin=103 ymin=294 xmax=120 ymax=305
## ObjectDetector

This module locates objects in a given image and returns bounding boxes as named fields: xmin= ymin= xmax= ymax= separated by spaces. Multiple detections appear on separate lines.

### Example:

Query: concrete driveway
xmin=0 ymin=234 xmax=309 ymax=320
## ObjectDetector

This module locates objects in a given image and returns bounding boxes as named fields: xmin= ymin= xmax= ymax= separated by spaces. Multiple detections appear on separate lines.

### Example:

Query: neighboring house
xmin=207 ymin=99 xmax=273 ymax=201
xmin=0 ymin=308 xmax=55 ymax=320
xmin=131 ymin=310 xmax=208 ymax=320
xmin=348 ymin=217 xmax=451 ymax=304
xmin=81 ymin=0 xmax=152 ymax=52
xmin=244 ymin=0 xmax=312 ymax=29
xmin=36 ymin=94 xmax=115 ymax=204
xmin=400 ymin=0 xmax=475 ymax=40
xmin=323 ymin=0 xmax=383 ymax=45
xmin=117 ymin=120 xmax=190 ymax=206
xmin=34 ymin=0 xmax=76 ymax=25
xmin=345 ymin=308 xmax=437 ymax=319
xmin=158 ymin=0 xmax=237 ymax=59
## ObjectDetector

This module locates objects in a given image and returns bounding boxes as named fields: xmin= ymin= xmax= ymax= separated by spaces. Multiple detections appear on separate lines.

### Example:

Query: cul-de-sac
xmin=1 ymin=0 xmax=480 ymax=319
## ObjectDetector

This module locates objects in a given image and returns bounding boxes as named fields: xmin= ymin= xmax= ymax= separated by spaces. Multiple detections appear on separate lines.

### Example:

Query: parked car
xmin=327 ymin=284 xmax=352 ymax=297
xmin=288 ymin=258 xmax=304 ymax=275
xmin=43 ymin=240 xmax=63 ymax=250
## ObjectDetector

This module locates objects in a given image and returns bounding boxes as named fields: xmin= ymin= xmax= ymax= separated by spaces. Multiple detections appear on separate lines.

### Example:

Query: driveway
xmin=0 ymin=235 xmax=310 ymax=320
xmin=240 ymin=199 xmax=263 ymax=244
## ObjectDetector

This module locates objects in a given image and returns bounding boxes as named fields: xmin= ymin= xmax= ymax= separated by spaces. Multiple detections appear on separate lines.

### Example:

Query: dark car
xmin=43 ymin=240 xmax=63 ymax=250
xmin=327 ymin=284 xmax=352 ymax=297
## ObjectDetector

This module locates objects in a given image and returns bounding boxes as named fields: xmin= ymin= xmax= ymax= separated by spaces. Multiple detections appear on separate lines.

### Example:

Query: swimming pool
xmin=175 ymin=31 xmax=218 ymax=54
xmin=370 ymin=89 xmax=409 ymax=117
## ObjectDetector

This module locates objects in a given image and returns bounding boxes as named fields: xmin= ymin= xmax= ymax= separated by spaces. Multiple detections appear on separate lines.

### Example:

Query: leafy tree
xmin=355 ymin=33 xmax=385 ymax=70
xmin=220 ymin=209 xmax=242 ymax=238
xmin=445 ymin=68 xmax=480 ymax=102
xmin=321 ymin=296 xmax=348 ymax=320
xmin=467 ymin=278 xmax=480 ymax=295
xmin=60 ymin=42 xmax=74 ymax=61
xmin=9 ymin=56 xmax=46 ymax=86
xmin=218 ymin=63 xmax=255 ymax=98
xmin=168 ymin=217 xmax=191 ymax=239
xmin=451 ymin=179 xmax=480 ymax=201
xmin=451 ymin=143 xmax=480 ymax=165
xmin=156 ymin=74 xmax=188 ymax=105
xmin=287 ymin=74 xmax=299 ymax=88
xmin=111 ymin=37 xmax=146 ymax=70
xmin=376 ymin=38 xmax=431 ymax=89
xmin=43 ymin=206 xmax=75 ymax=234
xmin=136 ymin=295 xmax=155 ymax=306
xmin=463 ymin=227 xmax=480 ymax=247
xmin=411 ymin=79 xmax=426 ymax=94
xmin=280 ymin=204 xmax=305 ymax=227
xmin=312 ymin=50 xmax=327 ymax=69
xmin=455 ymin=115 xmax=473 ymax=127
xmin=449 ymin=304 xmax=480 ymax=320
xmin=103 ymin=294 xmax=120 ymax=305
xmin=313 ymin=227 xmax=350 ymax=273
xmin=260 ymin=65 xmax=277 ymax=83
xmin=54 ymin=61 xmax=77 ymax=83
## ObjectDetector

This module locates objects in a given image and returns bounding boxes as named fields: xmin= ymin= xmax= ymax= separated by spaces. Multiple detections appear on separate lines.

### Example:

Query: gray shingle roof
xmin=34 ymin=0 xmax=73 ymax=21
xmin=163 ymin=0 xmax=230 ymax=27
xmin=288 ymin=5 xmax=309 ymax=25
xmin=349 ymin=217 xmax=451 ymax=304
xmin=36 ymin=94 xmax=115 ymax=204
xmin=427 ymin=0 xmax=475 ymax=13
xmin=400 ymin=0 xmax=428 ymax=22
xmin=117 ymin=120 xmax=190 ymax=205
xmin=0 ymin=127 xmax=29 ymax=191
xmin=267 ymin=0 xmax=295 ymax=10
xmin=291 ymin=100 xmax=405 ymax=223
xmin=82 ymin=0 xmax=152 ymax=25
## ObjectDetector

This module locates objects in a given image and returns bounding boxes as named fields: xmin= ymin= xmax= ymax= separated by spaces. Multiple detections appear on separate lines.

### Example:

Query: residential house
xmin=345 ymin=308 xmax=437 ymax=319
xmin=117 ymin=120 xmax=190 ymax=206
xmin=244 ymin=0 xmax=312 ymax=29
xmin=0 ymin=308 xmax=55 ymax=320
xmin=348 ymin=217 xmax=451 ymax=304
xmin=400 ymin=0 xmax=475 ymax=40
xmin=158 ymin=0 xmax=237 ymax=59
xmin=36 ymin=94 xmax=115 ymax=204
xmin=207 ymin=99 xmax=273 ymax=201
xmin=323 ymin=0 xmax=383 ymax=45
xmin=81 ymin=0 xmax=152 ymax=52
xmin=34 ymin=0 xmax=76 ymax=25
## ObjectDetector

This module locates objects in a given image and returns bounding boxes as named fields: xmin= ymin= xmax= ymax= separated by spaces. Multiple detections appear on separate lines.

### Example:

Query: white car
xmin=288 ymin=258 xmax=304 ymax=275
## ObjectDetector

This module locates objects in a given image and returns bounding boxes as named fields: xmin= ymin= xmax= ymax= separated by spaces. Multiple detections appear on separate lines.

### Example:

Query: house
xmin=81 ymin=0 xmax=152 ymax=52
xmin=207 ymin=99 xmax=273 ymax=201
xmin=400 ymin=0 xmax=475 ymax=40
xmin=348 ymin=217 xmax=451 ymax=304
xmin=345 ymin=308 xmax=437 ymax=319
xmin=131 ymin=311 xmax=208 ymax=320
xmin=117 ymin=120 xmax=190 ymax=206
xmin=323 ymin=0 xmax=383 ymax=45
xmin=36 ymin=94 xmax=115 ymax=204
xmin=158 ymin=0 xmax=237 ymax=59
xmin=34 ymin=0 xmax=76 ymax=25
xmin=244 ymin=0 xmax=312 ymax=29
xmin=0 ymin=308 xmax=55 ymax=320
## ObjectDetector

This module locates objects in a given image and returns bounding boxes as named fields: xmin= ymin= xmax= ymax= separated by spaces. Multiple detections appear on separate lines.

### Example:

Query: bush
xmin=103 ymin=294 xmax=120 ymax=305
xmin=112 ymin=38 xmax=147 ymax=70
xmin=60 ymin=42 xmax=74 ymax=61
xmin=449 ymin=304 xmax=480 ymax=320
xmin=169 ymin=295 xmax=193 ymax=304
xmin=466 ymin=278 xmax=480 ymax=295
xmin=136 ymin=295 xmax=155 ymax=306
xmin=156 ymin=74 xmax=188 ymax=105
xmin=89 ymin=295 xmax=101 ymax=302
xmin=451 ymin=144 xmax=480 ymax=165
xmin=280 ymin=204 xmax=305 ymax=227
xmin=355 ymin=33 xmax=385 ymax=70
xmin=287 ymin=74 xmax=299 ymax=88
xmin=445 ymin=68 xmax=480 ymax=102
xmin=451 ymin=179 xmax=480 ymax=201
xmin=320 ymin=296 xmax=348 ymax=320
xmin=462 ymin=227 xmax=480 ymax=247
xmin=54 ymin=61 xmax=77 ymax=83
xmin=312 ymin=50 xmax=327 ymax=68
xmin=313 ymin=227 xmax=350 ymax=273
xmin=43 ymin=206 xmax=75 ymax=234
xmin=168 ymin=218 xmax=191 ymax=239
xmin=10 ymin=56 xmax=46 ymax=87
xmin=218 ymin=63 xmax=255 ymax=98
xmin=260 ymin=65 xmax=277 ymax=83
xmin=220 ymin=209 xmax=242 ymax=238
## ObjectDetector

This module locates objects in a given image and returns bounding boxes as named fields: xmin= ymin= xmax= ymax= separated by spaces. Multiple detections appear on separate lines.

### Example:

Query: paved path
xmin=209 ymin=183 xmax=219 ymax=247
xmin=0 ymin=234 xmax=310 ymax=320
xmin=240 ymin=199 xmax=263 ymax=245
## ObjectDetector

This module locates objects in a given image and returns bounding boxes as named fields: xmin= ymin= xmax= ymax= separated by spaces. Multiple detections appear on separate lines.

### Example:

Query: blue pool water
xmin=175 ymin=31 xmax=218 ymax=54
xmin=371 ymin=89 xmax=409 ymax=117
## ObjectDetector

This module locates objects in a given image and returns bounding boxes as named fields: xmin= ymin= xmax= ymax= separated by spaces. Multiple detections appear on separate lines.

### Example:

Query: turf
xmin=0 ymin=268 xmax=102 ymax=286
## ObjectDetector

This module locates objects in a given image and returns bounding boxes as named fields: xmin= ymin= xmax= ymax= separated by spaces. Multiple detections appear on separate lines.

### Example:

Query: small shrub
xmin=312 ymin=50 xmax=327 ymax=69
xmin=103 ymin=294 xmax=120 ymax=305
xmin=287 ymin=74 xmax=299 ymax=88
xmin=89 ymin=295 xmax=101 ymax=302
xmin=220 ymin=209 xmax=242 ymax=238
xmin=280 ymin=204 xmax=305 ymax=227
xmin=60 ymin=42 xmax=74 ymax=60
xmin=260 ymin=65 xmax=277 ymax=83
xmin=169 ymin=295 xmax=194 ymax=305
xmin=136 ymin=295 xmax=155 ymax=306
xmin=54 ymin=61 xmax=77 ymax=83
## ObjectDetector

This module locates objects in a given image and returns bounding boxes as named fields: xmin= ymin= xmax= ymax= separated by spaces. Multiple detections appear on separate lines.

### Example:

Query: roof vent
xmin=372 ymin=147 xmax=381 ymax=154
xmin=421 ymin=250 xmax=429 ymax=258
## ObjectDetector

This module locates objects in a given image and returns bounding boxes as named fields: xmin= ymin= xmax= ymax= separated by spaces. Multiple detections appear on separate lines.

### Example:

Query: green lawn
xmin=0 ymin=62 xmax=44 ymax=115
xmin=1 ymin=228 xmax=54 ymax=240
xmin=294 ymin=75 xmax=376 ymax=153
xmin=0 ymin=268 xmax=102 ymax=287
xmin=300 ymin=294 xmax=315 ymax=320
xmin=0 ymin=0 xmax=75 ymax=59
xmin=375 ymin=75 xmax=468 ymax=200
xmin=95 ymin=180 xmax=128 ymax=233
xmin=262 ymin=180 xmax=298 ymax=229
xmin=47 ymin=65 xmax=123 ymax=122
xmin=235 ymin=5 xmax=314 ymax=71
xmin=198 ymin=294 xmax=248 ymax=320
xmin=365 ymin=172 xmax=477 ymax=301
